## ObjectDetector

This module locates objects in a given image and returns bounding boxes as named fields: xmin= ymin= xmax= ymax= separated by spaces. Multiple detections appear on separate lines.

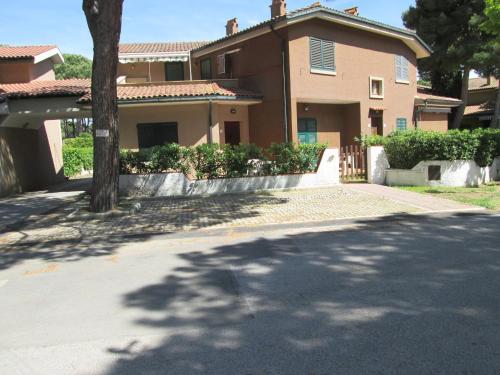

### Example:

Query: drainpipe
xmin=270 ymin=23 xmax=289 ymax=143
xmin=188 ymin=51 xmax=193 ymax=81
xmin=207 ymin=100 xmax=213 ymax=144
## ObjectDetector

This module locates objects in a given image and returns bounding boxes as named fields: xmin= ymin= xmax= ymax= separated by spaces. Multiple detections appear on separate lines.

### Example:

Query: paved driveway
xmin=0 ymin=212 xmax=499 ymax=374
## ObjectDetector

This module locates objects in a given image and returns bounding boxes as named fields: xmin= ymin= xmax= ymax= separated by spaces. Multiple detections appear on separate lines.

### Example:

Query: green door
xmin=298 ymin=118 xmax=318 ymax=144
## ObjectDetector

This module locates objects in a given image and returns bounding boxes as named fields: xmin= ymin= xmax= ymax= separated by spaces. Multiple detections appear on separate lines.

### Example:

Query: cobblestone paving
xmin=0 ymin=187 xmax=419 ymax=250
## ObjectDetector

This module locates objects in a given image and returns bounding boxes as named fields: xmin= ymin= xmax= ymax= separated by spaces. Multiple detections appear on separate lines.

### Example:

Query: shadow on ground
xmin=0 ymin=193 xmax=288 ymax=271
xmin=101 ymin=212 xmax=500 ymax=374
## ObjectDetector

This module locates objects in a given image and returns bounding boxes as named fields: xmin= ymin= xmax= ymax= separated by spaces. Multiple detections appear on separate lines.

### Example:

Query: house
xmin=463 ymin=76 xmax=499 ymax=128
xmin=0 ymin=1 xmax=462 ymax=195
xmin=415 ymin=85 xmax=462 ymax=132
xmin=0 ymin=45 xmax=68 ymax=196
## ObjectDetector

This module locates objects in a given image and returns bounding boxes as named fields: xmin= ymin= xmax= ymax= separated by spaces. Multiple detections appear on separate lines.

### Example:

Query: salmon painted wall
xmin=0 ymin=59 xmax=55 ymax=83
xmin=118 ymin=61 xmax=191 ymax=82
xmin=287 ymin=19 xmax=418 ymax=142
xmin=193 ymin=31 xmax=286 ymax=148
xmin=118 ymin=103 xmax=250 ymax=149
xmin=419 ymin=112 xmax=448 ymax=132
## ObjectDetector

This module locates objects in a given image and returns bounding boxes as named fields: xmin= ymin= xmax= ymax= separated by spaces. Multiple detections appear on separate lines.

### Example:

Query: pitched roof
xmin=194 ymin=3 xmax=431 ymax=58
xmin=78 ymin=81 xmax=262 ymax=104
xmin=0 ymin=79 xmax=90 ymax=101
xmin=0 ymin=45 xmax=63 ymax=63
xmin=469 ymin=77 xmax=499 ymax=91
xmin=415 ymin=88 xmax=462 ymax=107
xmin=119 ymin=42 xmax=208 ymax=54
xmin=465 ymin=102 xmax=495 ymax=116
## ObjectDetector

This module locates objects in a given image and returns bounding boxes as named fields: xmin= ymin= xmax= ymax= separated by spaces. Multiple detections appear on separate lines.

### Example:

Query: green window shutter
xmin=322 ymin=40 xmax=335 ymax=71
xmin=396 ymin=118 xmax=407 ymax=131
xmin=310 ymin=38 xmax=322 ymax=70
xmin=298 ymin=118 xmax=318 ymax=144
xmin=201 ymin=58 xmax=212 ymax=80
xmin=310 ymin=38 xmax=335 ymax=72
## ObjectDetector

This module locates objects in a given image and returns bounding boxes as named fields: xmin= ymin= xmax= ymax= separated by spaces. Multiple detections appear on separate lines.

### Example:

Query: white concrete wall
xmin=385 ymin=157 xmax=500 ymax=187
xmin=120 ymin=148 xmax=340 ymax=197
xmin=367 ymin=146 xmax=389 ymax=185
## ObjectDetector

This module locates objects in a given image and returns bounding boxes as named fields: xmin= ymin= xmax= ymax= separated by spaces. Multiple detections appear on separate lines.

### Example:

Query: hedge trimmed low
xmin=120 ymin=142 xmax=327 ymax=179
xmin=380 ymin=129 xmax=500 ymax=169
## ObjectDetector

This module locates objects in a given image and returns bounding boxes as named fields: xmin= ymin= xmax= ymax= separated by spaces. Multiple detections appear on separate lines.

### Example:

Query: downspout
xmin=207 ymin=99 xmax=213 ymax=144
xmin=270 ymin=23 xmax=289 ymax=143
xmin=188 ymin=51 xmax=193 ymax=81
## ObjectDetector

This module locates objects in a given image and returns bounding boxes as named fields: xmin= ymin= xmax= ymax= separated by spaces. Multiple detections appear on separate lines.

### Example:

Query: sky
xmin=0 ymin=0 xmax=415 ymax=58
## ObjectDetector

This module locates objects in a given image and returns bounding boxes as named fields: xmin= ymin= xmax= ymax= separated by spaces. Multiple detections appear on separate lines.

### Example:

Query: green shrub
xmin=223 ymin=144 xmax=265 ymax=178
xmin=149 ymin=144 xmax=191 ymax=174
xmin=119 ymin=148 xmax=155 ymax=174
xmin=267 ymin=143 xmax=326 ymax=175
xmin=62 ymin=147 xmax=93 ymax=177
xmin=355 ymin=134 xmax=387 ymax=148
xmin=384 ymin=129 xmax=500 ymax=169
xmin=189 ymin=143 xmax=225 ymax=179
xmin=63 ymin=133 xmax=93 ymax=148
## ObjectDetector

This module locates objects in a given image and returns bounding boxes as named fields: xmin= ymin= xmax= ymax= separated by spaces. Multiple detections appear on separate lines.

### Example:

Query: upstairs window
xmin=310 ymin=37 xmax=336 ymax=74
xmin=165 ymin=62 xmax=184 ymax=81
xmin=395 ymin=55 xmax=409 ymax=83
xmin=200 ymin=58 xmax=212 ymax=80
xmin=217 ymin=54 xmax=226 ymax=75
xmin=370 ymin=77 xmax=384 ymax=99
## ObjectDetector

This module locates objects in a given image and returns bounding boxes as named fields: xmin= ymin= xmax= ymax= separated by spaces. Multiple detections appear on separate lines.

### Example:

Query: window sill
xmin=370 ymin=94 xmax=384 ymax=99
xmin=396 ymin=80 xmax=410 ymax=85
xmin=311 ymin=68 xmax=337 ymax=76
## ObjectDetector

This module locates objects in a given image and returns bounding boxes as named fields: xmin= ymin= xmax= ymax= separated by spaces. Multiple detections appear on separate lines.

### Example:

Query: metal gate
xmin=340 ymin=145 xmax=367 ymax=181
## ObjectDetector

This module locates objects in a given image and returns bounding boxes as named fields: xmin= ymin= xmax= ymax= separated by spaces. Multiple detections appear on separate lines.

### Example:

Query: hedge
xmin=63 ymin=133 xmax=93 ymax=148
xmin=381 ymin=129 xmax=500 ymax=169
xmin=120 ymin=142 xmax=326 ymax=179
xmin=63 ymin=147 xmax=93 ymax=177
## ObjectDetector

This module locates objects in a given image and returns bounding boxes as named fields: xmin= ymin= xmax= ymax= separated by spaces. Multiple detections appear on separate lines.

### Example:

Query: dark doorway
xmin=370 ymin=114 xmax=384 ymax=136
xmin=224 ymin=122 xmax=241 ymax=146
xmin=165 ymin=62 xmax=184 ymax=81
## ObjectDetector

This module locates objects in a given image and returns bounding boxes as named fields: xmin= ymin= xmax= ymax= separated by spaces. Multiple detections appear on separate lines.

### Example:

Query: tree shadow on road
xmin=101 ymin=212 xmax=500 ymax=374
xmin=0 ymin=192 xmax=289 ymax=271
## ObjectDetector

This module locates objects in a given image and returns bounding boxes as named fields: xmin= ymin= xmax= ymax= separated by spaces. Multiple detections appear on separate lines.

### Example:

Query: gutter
xmin=270 ymin=23 xmax=290 ymax=143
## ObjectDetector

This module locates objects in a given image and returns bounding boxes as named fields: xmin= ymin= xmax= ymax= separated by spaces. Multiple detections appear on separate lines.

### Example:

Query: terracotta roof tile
xmin=465 ymin=102 xmax=495 ymax=116
xmin=119 ymin=42 xmax=208 ymax=54
xmin=469 ymin=77 xmax=499 ymax=91
xmin=78 ymin=81 xmax=262 ymax=103
xmin=0 ymin=45 xmax=58 ymax=60
xmin=0 ymin=79 xmax=90 ymax=100
xmin=416 ymin=89 xmax=461 ymax=103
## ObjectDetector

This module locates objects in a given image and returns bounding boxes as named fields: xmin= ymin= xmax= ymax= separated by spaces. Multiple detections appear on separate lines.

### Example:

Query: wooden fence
xmin=340 ymin=145 xmax=367 ymax=181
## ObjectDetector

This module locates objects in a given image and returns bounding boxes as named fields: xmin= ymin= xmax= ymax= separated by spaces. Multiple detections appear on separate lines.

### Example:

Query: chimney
xmin=270 ymin=0 xmax=286 ymax=19
xmin=344 ymin=7 xmax=359 ymax=16
xmin=226 ymin=18 xmax=238 ymax=36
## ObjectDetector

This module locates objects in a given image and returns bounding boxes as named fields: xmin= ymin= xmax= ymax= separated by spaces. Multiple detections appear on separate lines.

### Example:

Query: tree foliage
xmin=54 ymin=54 xmax=92 ymax=80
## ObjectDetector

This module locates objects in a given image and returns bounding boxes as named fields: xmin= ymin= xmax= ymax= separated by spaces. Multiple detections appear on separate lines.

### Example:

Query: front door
xmin=298 ymin=118 xmax=318 ymax=144
xmin=224 ymin=122 xmax=241 ymax=146
xmin=371 ymin=116 xmax=383 ymax=136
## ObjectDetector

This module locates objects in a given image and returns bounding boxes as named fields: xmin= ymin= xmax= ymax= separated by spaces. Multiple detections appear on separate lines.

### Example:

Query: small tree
xmin=54 ymin=54 xmax=92 ymax=80
xmin=83 ymin=0 xmax=124 ymax=212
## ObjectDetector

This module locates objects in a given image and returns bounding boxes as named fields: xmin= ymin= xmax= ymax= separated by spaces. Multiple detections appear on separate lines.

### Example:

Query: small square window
xmin=370 ymin=77 xmax=384 ymax=99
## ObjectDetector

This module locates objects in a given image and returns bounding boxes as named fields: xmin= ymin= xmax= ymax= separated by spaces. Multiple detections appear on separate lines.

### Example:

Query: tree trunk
xmin=83 ymin=0 xmax=124 ymax=213
xmin=490 ymin=82 xmax=500 ymax=129
xmin=451 ymin=66 xmax=471 ymax=130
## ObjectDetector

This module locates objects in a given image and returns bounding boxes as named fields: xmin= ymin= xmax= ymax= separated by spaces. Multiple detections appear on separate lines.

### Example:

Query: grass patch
xmin=398 ymin=183 xmax=500 ymax=210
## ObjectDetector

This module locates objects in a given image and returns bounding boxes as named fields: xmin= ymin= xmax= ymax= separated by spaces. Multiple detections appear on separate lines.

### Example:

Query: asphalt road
xmin=1 ymin=212 xmax=499 ymax=374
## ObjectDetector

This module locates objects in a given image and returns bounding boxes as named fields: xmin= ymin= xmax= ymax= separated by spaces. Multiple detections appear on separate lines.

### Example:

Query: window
xmin=298 ymin=118 xmax=318 ymax=144
xmin=165 ymin=62 xmax=184 ymax=81
xmin=217 ymin=54 xmax=226 ymax=75
xmin=137 ymin=123 xmax=179 ymax=149
xmin=395 ymin=55 xmax=409 ymax=83
xmin=370 ymin=77 xmax=384 ymax=99
xmin=396 ymin=118 xmax=407 ymax=131
xmin=310 ymin=37 xmax=336 ymax=74
xmin=200 ymin=58 xmax=212 ymax=80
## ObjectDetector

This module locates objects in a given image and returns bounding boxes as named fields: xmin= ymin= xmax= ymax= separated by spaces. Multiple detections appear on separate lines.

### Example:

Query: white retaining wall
xmin=385 ymin=157 xmax=500 ymax=187
xmin=120 ymin=148 xmax=340 ymax=197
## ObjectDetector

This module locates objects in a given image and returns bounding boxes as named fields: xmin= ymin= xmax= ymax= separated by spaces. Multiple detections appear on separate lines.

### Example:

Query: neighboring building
xmin=1 ymin=1 xmax=462 ymax=194
xmin=464 ymin=76 xmax=499 ymax=128
xmin=415 ymin=85 xmax=462 ymax=132
xmin=0 ymin=45 xmax=67 ymax=196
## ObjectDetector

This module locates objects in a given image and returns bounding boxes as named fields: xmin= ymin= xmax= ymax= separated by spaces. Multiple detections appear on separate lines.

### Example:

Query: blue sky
xmin=1 ymin=0 xmax=415 ymax=58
